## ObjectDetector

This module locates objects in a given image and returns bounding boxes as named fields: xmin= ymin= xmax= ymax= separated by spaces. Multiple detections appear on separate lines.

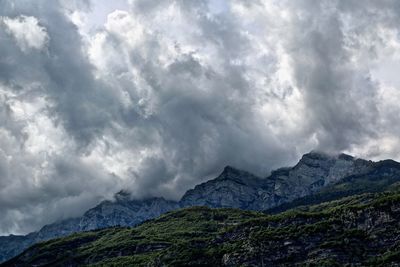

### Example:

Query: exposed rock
xmin=268 ymin=151 xmax=372 ymax=205
xmin=180 ymin=166 xmax=273 ymax=210
xmin=181 ymin=151 xmax=372 ymax=210
xmin=78 ymin=196 xmax=179 ymax=231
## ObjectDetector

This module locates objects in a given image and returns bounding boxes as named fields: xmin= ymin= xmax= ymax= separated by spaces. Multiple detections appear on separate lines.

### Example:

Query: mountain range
xmin=2 ymin=151 xmax=400 ymax=264
xmin=5 ymin=190 xmax=400 ymax=266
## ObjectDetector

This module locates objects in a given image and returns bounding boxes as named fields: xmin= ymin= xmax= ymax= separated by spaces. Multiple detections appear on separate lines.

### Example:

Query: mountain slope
xmin=180 ymin=166 xmax=273 ymax=210
xmin=266 ymin=159 xmax=400 ymax=214
xmin=3 ymin=190 xmax=400 ymax=266
xmin=77 ymin=195 xmax=179 ymax=231
xmin=181 ymin=152 xmax=374 ymax=211
xmin=265 ymin=152 xmax=372 ymax=204
xmin=0 ymin=196 xmax=178 ymax=263
xmin=1 ymin=151 xmax=399 ymax=263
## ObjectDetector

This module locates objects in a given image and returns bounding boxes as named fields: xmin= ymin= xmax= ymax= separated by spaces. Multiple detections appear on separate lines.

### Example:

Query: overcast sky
xmin=1 ymin=0 xmax=400 ymax=235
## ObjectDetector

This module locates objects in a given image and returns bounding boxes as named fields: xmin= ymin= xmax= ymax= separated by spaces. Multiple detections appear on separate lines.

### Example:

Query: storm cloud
xmin=1 ymin=0 xmax=400 ymax=235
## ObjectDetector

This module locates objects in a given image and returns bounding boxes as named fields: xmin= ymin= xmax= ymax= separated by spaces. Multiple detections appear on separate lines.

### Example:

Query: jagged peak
xmin=291 ymin=151 xmax=357 ymax=171
xmin=294 ymin=151 xmax=330 ymax=168
xmin=113 ymin=190 xmax=171 ymax=204
xmin=301 ymin=150 xmax=332 ymax=160
xmin=114 ymin=190 xmax=132 ymax=202
xmin=338 ymin=153 xmax=354 ymax=161
xmin=374 ymin=159 xmax=400 ymax=169
xmin=216 ymin=165 xmax=258 ymax=180
xmin=221 ymin=165 xmax=241 ymax=175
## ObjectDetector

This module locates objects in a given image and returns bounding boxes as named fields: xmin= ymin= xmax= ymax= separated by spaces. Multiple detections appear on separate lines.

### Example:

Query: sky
xmin=1 ymin=0 xmax=400 ymax=235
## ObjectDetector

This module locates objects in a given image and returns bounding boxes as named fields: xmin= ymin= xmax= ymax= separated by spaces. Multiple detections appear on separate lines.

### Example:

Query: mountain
xmin=77 ymin=195 xmax=179 ymax=231
xmin=3 ymin=189 xmax=400 ymax=266
xmin=1 ymin=151 xmax=399 ymax=263
xmin=180 ymin=166 xmax=273 ymax=210
xmin=266 ymin=158 xmax=400 ymax=214
xmin=266 ymin=152 xmax=372 ymax=204
xmin=180 ymin=152 xmax=373 ymax=210
xmin=0 ymin=196 xmax=178 ymax=263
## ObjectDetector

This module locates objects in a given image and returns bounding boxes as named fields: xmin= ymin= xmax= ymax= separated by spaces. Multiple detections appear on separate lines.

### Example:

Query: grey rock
xmin=267 ymin=152 xmax=372 ymax=205
xmin=180 ymin=166 xmax=273 ymax=210
xmin=180 ymin=152 xmax=372 ymax=210
xmin=78 ymin=195 xmax=179 ymax=231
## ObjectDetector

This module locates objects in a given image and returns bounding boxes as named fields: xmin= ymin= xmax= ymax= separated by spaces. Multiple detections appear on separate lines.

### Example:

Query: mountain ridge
xmin=1 ymin=151 xmax=399 ymax=263
xmin=4 ymin=189 xmax=400 ymax=266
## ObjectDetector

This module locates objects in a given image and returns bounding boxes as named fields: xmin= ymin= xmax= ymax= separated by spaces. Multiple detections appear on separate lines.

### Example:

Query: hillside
xmin=3 ymin=151 xmax=400 ymax=263
xmin=3 ymin=189 xmax=400 ymax=266
xmin=266 ymin=159 xmax=400 ymax=214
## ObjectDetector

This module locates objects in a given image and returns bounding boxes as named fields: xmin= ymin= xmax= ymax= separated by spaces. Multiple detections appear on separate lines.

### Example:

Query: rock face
xmin=267 ymin=152 xmax=372 ymax=205
xmin=1 ymin=151 xmax=399 ymax=263
xmin=181 ymin=152 xmax=373 ymax=210
xmin=78 ymin=195 xmax=179 ymax=231
xmin=180 ymin=166 xmax=272 ymax=210
xmin=217 ymin=193 xmax=400 ymax=267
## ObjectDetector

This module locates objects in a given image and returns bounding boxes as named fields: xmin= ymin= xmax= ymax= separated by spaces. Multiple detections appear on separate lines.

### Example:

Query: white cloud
xmin=1 ymin=15 xmax=49 ymax=52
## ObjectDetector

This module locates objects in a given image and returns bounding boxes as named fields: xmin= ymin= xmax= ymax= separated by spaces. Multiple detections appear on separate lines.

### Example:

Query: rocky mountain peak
xmin=338 ymin=153 xmax=354 ymax=161
xmin=114 ymin=190 xmax=132 ymax=202
xmin=222 ymin=165 xmax=239 ymax=174
xmin=216 ymin=165 xmax=248 ymax=181
xmin=297 ymin=151 xmax=334 ymax=166
xmin=294 ymin=151 xmax=356 ymax=171
xmin=180 ymin=166 xmax=265 ymax=209
xmin=299 ymin=151 xmax=354 ymax=163
xmin=267 ymin=151 xmax=372 ymax=206
xmin=301 ymin=150 xmax=331 ymax=159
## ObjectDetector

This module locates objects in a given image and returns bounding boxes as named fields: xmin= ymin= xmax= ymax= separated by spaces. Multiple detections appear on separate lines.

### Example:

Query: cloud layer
xmin=1 ymin=0 xmax=400 ymax=234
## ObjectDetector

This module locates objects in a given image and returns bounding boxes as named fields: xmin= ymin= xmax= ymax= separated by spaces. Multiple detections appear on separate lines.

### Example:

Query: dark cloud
xmin=1 ymin=0 xmax=400 ymax=234
xmin=286 ymin=2 xmax=378 ymax=151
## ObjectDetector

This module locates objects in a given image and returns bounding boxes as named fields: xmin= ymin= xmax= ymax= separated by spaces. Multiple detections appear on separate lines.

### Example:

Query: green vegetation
xmin=3 ymin=190 xmax=400 ymax=266
xmin=266 ymin=170 xmax=400 ymax=214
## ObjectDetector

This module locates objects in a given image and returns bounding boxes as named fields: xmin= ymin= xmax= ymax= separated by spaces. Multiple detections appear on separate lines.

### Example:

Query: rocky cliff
xmin=180 ymin=166 xmax=272 ymax=210
xmin=181 ymin=152 xmax=373 ymax=210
